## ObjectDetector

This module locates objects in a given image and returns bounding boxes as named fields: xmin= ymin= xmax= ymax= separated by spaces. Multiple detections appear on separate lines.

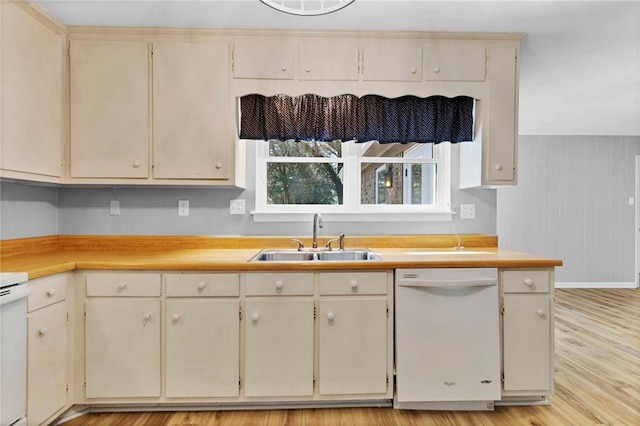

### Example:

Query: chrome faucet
xmin=312 ymin=213 xmax=323 ymax=249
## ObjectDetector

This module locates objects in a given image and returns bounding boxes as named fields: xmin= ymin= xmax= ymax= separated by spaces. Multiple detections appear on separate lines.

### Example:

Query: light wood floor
xmin=61 ymin=289 xmax=640 ymax=426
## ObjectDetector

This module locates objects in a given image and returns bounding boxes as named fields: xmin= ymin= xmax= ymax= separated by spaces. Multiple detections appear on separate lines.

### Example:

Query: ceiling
xmin=35 ymin=0 xmax=640 ymax=136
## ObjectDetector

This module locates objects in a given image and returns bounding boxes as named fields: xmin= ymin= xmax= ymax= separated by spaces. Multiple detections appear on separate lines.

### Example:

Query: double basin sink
xmin=249 ymin=249 xmax=382 ymax=262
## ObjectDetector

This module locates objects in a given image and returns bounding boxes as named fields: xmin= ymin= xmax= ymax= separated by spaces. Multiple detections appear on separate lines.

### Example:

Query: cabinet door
xmin=362 ymin=43 xmax=422 ymax=81
xmin=85 ymin=299 xmax=160 ymax=398
xmin=318 ymin=298 xmax=387 ymax=395
xmin=424 ymin=45 xmax=486 ymax=81
xmin=503 ymin=294 xmax=551 ymax=392
xmin=166 ymin=299 xmax=239 ymax=397
xmin=485 ymin=46 xmax=517 ymax=183
xmin=298 ymin=41 xmax=359 ymax=81
xmin=69 ymin=40 xmax=149 ymax=178
xmin=152 ymin=42 xmax=230 ymax=180
xmin=233 ymin=42 xmax=294 ymax=80
xmin=244 ymin=298 xmax=314 ymax=397
xmin=1 ymin=1 xmax=63 ymax=178
xmin=27 ymin=301 xmax=67 ymax=426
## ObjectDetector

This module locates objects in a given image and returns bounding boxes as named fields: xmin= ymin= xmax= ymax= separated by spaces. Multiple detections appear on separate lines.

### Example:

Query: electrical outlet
xmin=109 ymin=200 xmax=120 ymax=216
xmin=230 ymin=199 xmax=245 ymax=215
xmin=178 ymin=200 xmax=189 ymax=216
xmin=460 ymin=203 xmax=476 ymax=219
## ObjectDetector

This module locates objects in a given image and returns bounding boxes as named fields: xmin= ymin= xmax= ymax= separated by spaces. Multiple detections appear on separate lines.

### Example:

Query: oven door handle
xmin=397 ymin=278 xmax=497 ymax=288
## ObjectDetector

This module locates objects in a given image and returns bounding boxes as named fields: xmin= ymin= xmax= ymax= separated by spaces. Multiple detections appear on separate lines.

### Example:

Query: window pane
xmin=269 ymin=140 xmax=342 ymax=158
xmin=361 ymin=162 xmax=436 ymax=205
xmin=267 ymin=162 xmax=344 ymax=205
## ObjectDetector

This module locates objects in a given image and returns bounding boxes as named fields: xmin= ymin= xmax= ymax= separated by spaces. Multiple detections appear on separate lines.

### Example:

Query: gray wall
xmin=497 ymin=135 xmax=640 ymax=283
xmin=56 ymin=143 xmax=496 ymax=237
xmin=0 ymin=181 xmax=58 ymax=239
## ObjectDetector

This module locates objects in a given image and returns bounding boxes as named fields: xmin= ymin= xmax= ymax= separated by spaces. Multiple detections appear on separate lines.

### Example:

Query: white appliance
xmin=394 ymin=268 xmax=501 ymax=411
xmin=1 ymin=272 xmax=30 ymax=426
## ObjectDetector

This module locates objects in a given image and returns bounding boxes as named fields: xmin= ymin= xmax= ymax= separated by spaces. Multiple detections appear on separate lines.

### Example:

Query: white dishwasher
xmin=394 ymin=268 xmax=501 ymax=411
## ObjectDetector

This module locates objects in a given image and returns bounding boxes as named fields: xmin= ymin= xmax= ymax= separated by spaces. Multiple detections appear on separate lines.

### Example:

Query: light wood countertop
xmin=0 ymin=235 xmax=562 ymax=280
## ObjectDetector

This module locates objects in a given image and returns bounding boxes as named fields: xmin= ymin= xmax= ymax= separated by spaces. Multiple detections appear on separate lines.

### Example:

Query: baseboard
xmin=555 ymin=282 xmax=638 ymax=289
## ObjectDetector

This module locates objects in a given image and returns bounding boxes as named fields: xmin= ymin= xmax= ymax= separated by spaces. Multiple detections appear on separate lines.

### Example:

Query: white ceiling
xmin=36 ymin=0 xmax=640 ymax=136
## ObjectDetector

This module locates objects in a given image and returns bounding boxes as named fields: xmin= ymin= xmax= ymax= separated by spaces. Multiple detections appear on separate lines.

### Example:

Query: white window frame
xmin=251 ymin=140 xmax=452 ymax=222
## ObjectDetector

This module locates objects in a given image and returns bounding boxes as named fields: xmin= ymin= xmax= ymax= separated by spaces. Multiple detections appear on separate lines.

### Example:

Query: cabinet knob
xmin=536 ymin=309 xmax=545 ymax=317
xmin=433 ymin=66 xmax=440 ymax=73
xmin=350 ymin=280 xmax=358 ymax=290
xmin=38 ymin=327 xmax=48 ymax=336
xmin=118 ymin=282 xmax=127 ymax=290
xmin=494 ymin=164 xmax=503 ymax=171
xmin=197 ymin=282 xmax=206 ymax=290
xmin=281 ymin=65 xmax=287 ymax=72
xmin=327 ymin=312 xmax=335 ymax=321
xmin=143 ymin=313 xmax=151 ymax=321
xmin=275 ymin=280 xmax=284 ymax=289
xmin=305 ymin=68 xmax=311 ymax=73
xmin=251 ymin=313 xmax=260 ymax=321
xmin=172 ymin=314 xmax=181 ymax=322
xmin=410 ymin=67 xmax=417 ymax=74
xmin=524 ymin=278 xmax=535 ymax=287
xmin=133 ymin=161 xmax=141 ymax=168
xmin=46 ymin=289 xmax=56 ymax=297
xmin=215 ymin=162 xmax=222 ymax=169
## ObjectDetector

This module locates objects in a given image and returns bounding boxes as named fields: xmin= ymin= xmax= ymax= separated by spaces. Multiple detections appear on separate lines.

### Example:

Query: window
xmin=253 ymin=139 xmax=451 ymax=221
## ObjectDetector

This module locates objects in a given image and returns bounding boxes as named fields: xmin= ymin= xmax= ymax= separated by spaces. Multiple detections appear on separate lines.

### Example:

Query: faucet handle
xmin=326 ymin=234 xmax=346 ymax=251
xmin=291 ymin=239 xmax=305 ymax=251
xmin=339 ymin=234 xmax=345 ymax=251
xmin=325 ymin=238 xmax=339 ymax=251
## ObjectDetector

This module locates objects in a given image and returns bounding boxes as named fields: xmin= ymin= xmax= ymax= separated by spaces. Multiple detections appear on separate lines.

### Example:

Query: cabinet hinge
xmin=386 ymin=375 xmax=389 ymax=388
xmin=386 ymin=305 xmax=389 ymax=318
xmin=501 ymin=372 xmax=505 ymax=383
xmin=500 ymin=304 xmax=505 ymax=315
xmin=67 ymin=312 xmax=69 ymax=322
xmin=239 ymin=307 xmax=243 ymax=321
xmin=239 ymin=377 xmax=242 ymax=390
xmin=313 ymin=376 xmax=316 ymax=390
xmin=313 ymin=305 xmax=317 ymax=320
xmin=84 ymin=381 xmax=86 ymax=390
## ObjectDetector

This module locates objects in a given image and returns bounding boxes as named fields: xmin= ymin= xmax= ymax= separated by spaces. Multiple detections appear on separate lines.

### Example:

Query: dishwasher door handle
xmin=397 ymin=278 xmax=497 ymax=288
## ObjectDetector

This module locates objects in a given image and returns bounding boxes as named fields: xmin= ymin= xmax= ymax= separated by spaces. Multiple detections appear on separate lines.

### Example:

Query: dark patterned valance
xmin=239 ymin=94 xmax=474 ymax=144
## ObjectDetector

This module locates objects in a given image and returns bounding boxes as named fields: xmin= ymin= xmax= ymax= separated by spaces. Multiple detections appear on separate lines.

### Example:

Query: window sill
xmin=250 ymin=210 xmax=454 ymax=223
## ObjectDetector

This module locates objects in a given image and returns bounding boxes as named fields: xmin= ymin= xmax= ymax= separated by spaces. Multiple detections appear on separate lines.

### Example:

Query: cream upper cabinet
xmin=424 ymin=45 xmax=486 ymax=81
xmin=0 ymin=1 xmax=63 ymax=181
xmin=69 ymin=40 xmax=150 ymax=179
xmin=298 ymin=41 xmax=359 ymax=81
xmin=152 ymin=42 xmax=230 ymax=180
xmin=362 ymin=43 xmax=422 ymax=81
xmin=233 ymin=42 xmax=294 ymax=80
xmin=501 ymin=269 xmax=554 ymax=396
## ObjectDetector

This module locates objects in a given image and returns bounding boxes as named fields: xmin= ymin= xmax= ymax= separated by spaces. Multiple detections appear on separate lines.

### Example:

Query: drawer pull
xmin=215 ymin=162 xmax=222 ymax=169
xmin=118 ymin=282 xmax=127 ymax=290
xmin=350 ymin=280 xmax=358 ymax=290
xmin=38 ymin=327 xmax=48 ymax=336
xmin=172 ymin=314 xmax=181 ymax=322
xmin=524 ymin=278 xmax=535 ymax=287
xmin=46 ymin=289 xmax=56 ymax=297
xmin=143 ymin=313 xmax=151 ymax=321
xmin=275 ymin=280 xmax=284 ymax=289
xmin=327 ymin=311 xmax=335 ymax=321
xmin=536 ymin=309 xmax=545 ymax=317
xmin=410 ymin=67 xmax=417 ymax=74
xmin=251 ymin=313 xmax=260 ymax=321
xmin=281 ymin=65 xmax=287 ymax=72
xmin=433 ymin=66 xmax=440 ymax=73
xmin=197 ymin=282 xmax=206 ymax=290
xmin=133 ymin=161 xmax=141 ymax=168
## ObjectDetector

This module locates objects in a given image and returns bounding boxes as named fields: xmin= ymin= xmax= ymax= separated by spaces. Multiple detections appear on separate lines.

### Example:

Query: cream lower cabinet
xmin=84 ymin=273 xmax=161 ymax=399
xmin=27 ymin=274 xmax=70 ymax=426
xmin=501 ymin=269 xmax=553 ymax=398
xmin=318 ymin=272 xmax=389 ymax=396
xmin=244 ymin=273 xmax=314 ymax=397
xmin=165 ymin=273 xmax=240 ymax=398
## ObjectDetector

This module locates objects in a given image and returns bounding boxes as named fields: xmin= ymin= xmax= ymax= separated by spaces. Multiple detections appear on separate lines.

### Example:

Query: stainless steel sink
xmin=249 ymin=249 xmax=382 ymax=262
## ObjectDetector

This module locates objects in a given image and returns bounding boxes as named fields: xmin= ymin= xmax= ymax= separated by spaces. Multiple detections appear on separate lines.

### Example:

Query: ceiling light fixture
xmin=259 ymin=0 xmax=356 ymax=16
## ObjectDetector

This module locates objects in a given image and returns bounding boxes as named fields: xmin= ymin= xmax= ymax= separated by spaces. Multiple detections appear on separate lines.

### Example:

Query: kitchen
xmin=0 ymin=1 xmax=639 ymax=425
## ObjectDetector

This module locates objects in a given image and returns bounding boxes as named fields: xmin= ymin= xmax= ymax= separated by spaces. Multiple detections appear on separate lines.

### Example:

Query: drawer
xmin=245 ymin=273 xmax=314 ymax=296
xmin=165 ymin=273 xmax=239 ymax=297
xmin=424 ymin=45 xmax=486 ymax=81
xmin=28 ymin=275 xmax=67 ymax=312
xmin=502 ymin=270 xmax=550 ymax=294
xmin=86 ymin=273 xmax=161 ymax=297
xmin=319 ymin=272 xmax=387 ymax=295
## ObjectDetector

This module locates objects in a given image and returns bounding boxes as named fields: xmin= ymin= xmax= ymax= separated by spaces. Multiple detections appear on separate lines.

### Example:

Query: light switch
xmin=230 ymin=199 xmax=246 ymax=215
xmin=178 ymin=200 xmax=189 ymax=216
xmin=460 ymin=204 xmax=476 ymax=219
xmin=109 ymin=200 xmax=120 ymax=216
